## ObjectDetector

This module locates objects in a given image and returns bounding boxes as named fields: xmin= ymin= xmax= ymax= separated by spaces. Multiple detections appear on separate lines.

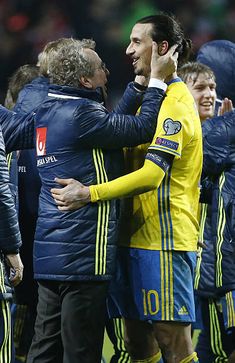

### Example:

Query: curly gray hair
xmin=38 ymin=38 xmax=76 ymax=77
xmin=48 ymin=38 xmax=97 ymax=88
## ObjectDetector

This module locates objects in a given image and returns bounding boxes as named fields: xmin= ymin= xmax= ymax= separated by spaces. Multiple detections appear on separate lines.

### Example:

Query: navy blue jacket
xmin=197 ymin=40 xmax=235 ymax=103
xmin=13 ymin=76 xmax=48 ymax=304
xmin=6 ymin=77 xmax=48 ymax=209
xmin=0 ymin=126 xmax=22 ymax=254
xmin=195 ymin=113 xmax=235 ymax=296
xmin=14 ymin=76 xmax=49 ymax=114
xmin=12 ymin=75 xmax=48 ymax=222
xmin=194 ymin=40 xmax=235 ymax=297
xmin=0 ymin=82 xmax=165 ymax=281
xmin=202 ymin=114 xmax=235 ymax=295
xmin=0 ymin=125 xmax=22 ymax=300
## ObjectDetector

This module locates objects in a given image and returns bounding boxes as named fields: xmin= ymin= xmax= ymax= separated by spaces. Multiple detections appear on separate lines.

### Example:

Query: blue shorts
xmin=221 ymin=290 xmax=235 ymax=330
xmin=107 ymin=247 xmax=196 ymax=322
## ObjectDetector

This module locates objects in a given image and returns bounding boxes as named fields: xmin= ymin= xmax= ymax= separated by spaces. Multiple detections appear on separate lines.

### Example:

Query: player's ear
xmin=158 ymin=41 xmax=169 ymax=55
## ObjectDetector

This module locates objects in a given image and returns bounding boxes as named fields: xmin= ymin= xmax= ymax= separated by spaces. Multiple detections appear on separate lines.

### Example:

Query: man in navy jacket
xmin=180 ymin=41 xmax=235 ymax=363
xmin=0 ymin=38 xmax=177 ymax=363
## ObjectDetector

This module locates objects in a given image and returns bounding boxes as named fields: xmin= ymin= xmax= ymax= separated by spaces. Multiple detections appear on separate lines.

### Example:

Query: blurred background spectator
xmin=0 ymin=0 xmax=235 ymax=107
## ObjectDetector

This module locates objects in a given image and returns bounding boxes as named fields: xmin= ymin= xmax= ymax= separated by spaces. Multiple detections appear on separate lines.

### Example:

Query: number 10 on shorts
xmin=142 ymin=289 xmax=160 ymax=316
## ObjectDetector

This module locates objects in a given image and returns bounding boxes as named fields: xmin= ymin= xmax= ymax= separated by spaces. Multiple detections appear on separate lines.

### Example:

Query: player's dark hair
xmin=136 ymin=13 xmax=192 ymax=65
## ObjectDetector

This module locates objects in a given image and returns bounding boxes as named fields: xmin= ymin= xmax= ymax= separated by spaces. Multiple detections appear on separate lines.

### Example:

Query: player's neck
xmin=165 ymin=71 xmax=178 ymax=83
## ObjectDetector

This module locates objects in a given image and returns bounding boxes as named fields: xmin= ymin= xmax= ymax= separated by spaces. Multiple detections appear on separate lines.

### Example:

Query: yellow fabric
xmin=225 ymin=291 xmax=235 ymax=329
xmin=179 ymin=352 xmax=199 ymax=363
xmin=90 ymin=159 xmax=165 ymax=201
xmin=132 ymin=350 xmax=162 ymax=363
xmin=122 ymin=81 xmax=202 ymax=251
xmin=91 ymin=81 xmax=202 ymax=251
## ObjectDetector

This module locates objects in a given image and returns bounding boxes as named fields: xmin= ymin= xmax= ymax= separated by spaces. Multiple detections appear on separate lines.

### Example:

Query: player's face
xmin=126 ymin=23 xmax=153 ymax=77
xmin=84 ymin=49 xmax=109 ymax=99
xmin=186 ymin=73 xmax=216 ymax=122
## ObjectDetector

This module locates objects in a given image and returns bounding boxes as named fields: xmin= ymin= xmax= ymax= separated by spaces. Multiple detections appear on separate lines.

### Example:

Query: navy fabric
xmin=0 ymin=125 xmax=22 ymax=304
xmin=199 ymin=109 xmax=235 ymax=295
xmin=197 ymin=40 xmax=235 ymax=104
xmin=12 ymin=76 xmax=47 ymax=304
xmin=0 ymin=126 xmax=21 ymax=253
xmin=196 ymin=298 xmax=235 ymax=362
xmin=7 ymin=151 xmax=18 ymax=209
xmin=33 ymin=83 xmax=164 ymax=281
xmin=195 ymin=40 xmax=235 ymax=295
xmin=0 ymin=81 xmax=164 ymax=282
xmin=13 ymin=76 xmax=49 ymax=115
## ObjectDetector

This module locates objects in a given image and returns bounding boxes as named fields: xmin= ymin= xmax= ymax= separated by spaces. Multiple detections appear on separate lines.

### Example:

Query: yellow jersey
xmin=120 ymin=79 xmax=202 ymax=251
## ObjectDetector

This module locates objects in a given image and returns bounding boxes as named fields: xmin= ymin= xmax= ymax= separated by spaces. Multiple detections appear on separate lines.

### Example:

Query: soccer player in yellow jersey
xmin=51 ymin=14 xmax=202 ymax=363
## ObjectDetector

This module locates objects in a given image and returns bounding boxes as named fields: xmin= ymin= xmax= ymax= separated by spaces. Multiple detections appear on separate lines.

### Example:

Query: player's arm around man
xmin=51 ymin=49 xmax=200 ymax=363
xmin=51 ymin=14 xmax=202 ymax=363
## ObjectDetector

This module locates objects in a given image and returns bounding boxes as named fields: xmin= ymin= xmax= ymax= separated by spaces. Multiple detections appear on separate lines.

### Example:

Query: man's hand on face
xmin=150 ymin=42 xmax=178 ymax=81
xmin=6 ymin=253 xmax=24 ymax=287
xmin=51 ymin=178 xmax=91 ymax=211
xmin=218 ymin=97 xmax=233 ymax=116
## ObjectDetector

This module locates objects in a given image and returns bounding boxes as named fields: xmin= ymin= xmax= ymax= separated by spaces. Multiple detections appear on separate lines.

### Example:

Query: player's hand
xmin=51 ymin=178 xmax=91 ymax=211
xmin=218 ymin=97 xmax=233 ymax=116
xmin=197 ymin=240 xmax=206 ymax=249
xmin=5 ymin=253 xmax=23 ymax=287
xmin=150 ymin=42 xmax=178 ymax=81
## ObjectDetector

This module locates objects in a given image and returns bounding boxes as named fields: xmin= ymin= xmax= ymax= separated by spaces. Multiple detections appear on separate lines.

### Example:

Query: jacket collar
xmin=31 ymin=76 xmax=50 ymax=85
xmin=48 ymin=84 xmax=105 ymax=104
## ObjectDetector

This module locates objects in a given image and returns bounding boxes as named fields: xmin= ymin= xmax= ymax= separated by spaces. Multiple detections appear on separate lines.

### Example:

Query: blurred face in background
xmin=126 ymin=23 xmax=153 ymax=77
xmin=186 ymin=72 xmax=216 ymax=122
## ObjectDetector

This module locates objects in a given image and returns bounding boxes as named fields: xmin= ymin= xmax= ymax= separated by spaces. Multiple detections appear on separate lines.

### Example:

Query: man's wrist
xmin=78 ymin=186 xmax=91 ymax=205
xmin=133 ymin=82 xmax=147 ymax=92
xmin=83 ymin=186 xmax=91 ymax=203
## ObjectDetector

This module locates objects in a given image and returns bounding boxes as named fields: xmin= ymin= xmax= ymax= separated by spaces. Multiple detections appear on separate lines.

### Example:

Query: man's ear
xmin=158 ymin=41 xmax=169 ymax=56
xmin=79 ymin=76 xmax=93 ymax=89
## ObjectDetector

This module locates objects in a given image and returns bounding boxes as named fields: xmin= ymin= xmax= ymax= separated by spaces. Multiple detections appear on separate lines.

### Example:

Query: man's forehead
xmin=189 ymin=72 xmax=216 ymax=85
xmin=130 ymin=23 xmax=153 ymax=39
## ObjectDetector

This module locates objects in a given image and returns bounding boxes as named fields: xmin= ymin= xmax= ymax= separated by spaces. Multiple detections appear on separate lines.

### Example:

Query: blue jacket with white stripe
xmin=0 ymin=82 xmax=165 ymax=281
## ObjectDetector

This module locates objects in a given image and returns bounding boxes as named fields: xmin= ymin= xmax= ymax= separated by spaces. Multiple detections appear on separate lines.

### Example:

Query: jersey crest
xmin=163 ymin=118 xmax=182 ymax=135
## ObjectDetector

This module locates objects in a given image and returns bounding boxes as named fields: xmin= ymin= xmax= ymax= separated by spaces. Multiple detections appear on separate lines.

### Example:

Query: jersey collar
xmin=167 ymin=77 xmax=182 ymax=86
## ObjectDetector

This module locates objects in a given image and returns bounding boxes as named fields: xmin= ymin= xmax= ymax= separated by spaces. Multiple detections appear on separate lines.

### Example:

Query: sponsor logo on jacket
xmin=36 ymin=127 xmax=47 ymax=156
xmin=37 ymin=155 xmax=58 ymax=166
xmin=18 ymin=166 xmax=26 ymax=172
